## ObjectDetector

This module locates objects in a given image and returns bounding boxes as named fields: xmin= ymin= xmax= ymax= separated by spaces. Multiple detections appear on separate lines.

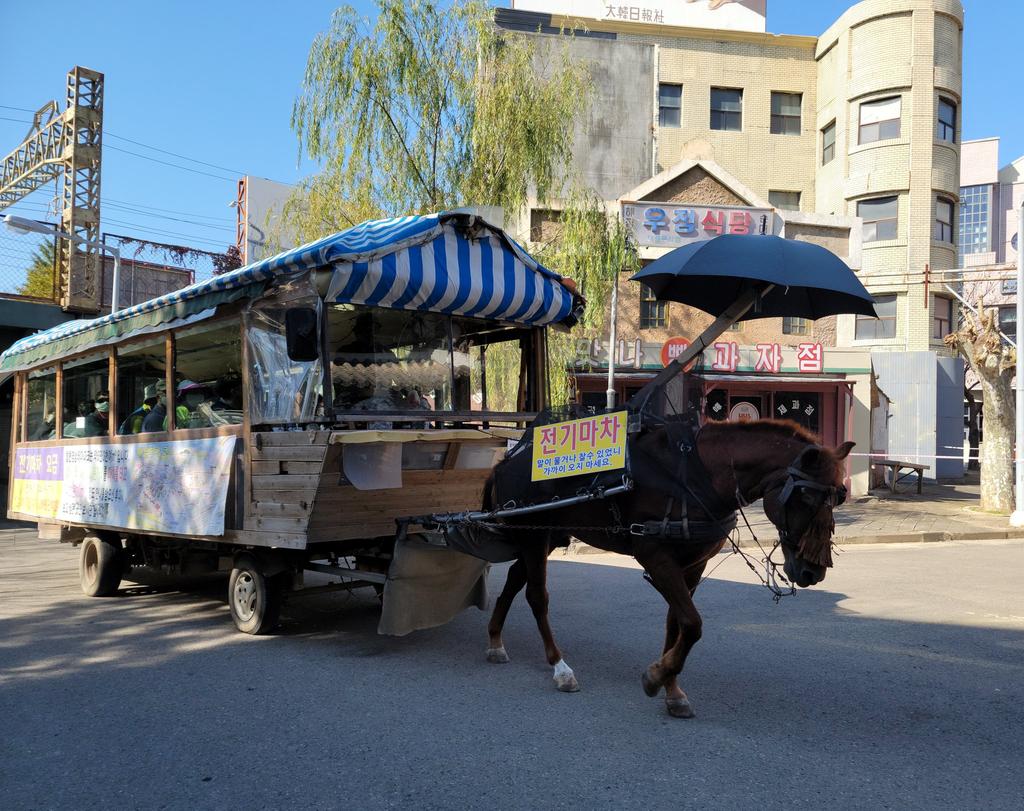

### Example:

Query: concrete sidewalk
xmin=572 ymin=473 xmax=1022 ymax=552
xmin=732 ymin=474 xmax=1023 ymax=545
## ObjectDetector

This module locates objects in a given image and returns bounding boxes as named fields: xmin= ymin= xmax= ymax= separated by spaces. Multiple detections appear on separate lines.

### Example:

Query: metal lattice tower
xmin=0 ymin=66 xmax=104 ymax=312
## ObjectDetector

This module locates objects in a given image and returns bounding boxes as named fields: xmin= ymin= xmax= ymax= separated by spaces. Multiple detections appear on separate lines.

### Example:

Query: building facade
xmin=500 ymin=0 xmax=967 ymax=489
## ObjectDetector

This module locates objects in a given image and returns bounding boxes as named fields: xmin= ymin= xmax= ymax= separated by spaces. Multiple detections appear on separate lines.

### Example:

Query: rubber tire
xmin=80 ymin=535 xmax=123 ymax=597
xmin=228 ymin=556 xmax=283 ymax=635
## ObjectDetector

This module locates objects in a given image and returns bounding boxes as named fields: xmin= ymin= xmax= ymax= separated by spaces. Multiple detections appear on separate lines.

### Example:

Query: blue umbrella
xmin=630 ymin=234 xmax=877 ymax=319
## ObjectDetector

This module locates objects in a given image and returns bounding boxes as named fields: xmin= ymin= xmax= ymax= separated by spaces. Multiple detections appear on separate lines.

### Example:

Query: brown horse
xmin=482 ymin=418 xmax=854 ymax=718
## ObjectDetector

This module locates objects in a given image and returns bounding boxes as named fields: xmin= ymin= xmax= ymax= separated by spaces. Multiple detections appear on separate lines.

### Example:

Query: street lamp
xmin=2 ymin=214 xmax=122 ymax=312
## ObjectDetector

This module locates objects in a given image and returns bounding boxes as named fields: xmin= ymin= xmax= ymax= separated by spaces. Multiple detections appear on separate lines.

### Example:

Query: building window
xmin=639 ymin=284 xmax=667 ymax=329
xmin=859 ymin=96 xmax=901 ymax=144
xmin=858 ymin=196 xmax=899 ymax=242
xmin=937 ymin=98 xmax=957 ymax=143
xmin=999 ymin=306 xmax=1017 ymax=341
xmin=934 ymin=197 xmax=954 ymax=243
xmin=958 ymin=184 xmax=992 ymax=266
xmin=782 ymin=316 xmax=810 ymax=335
xmin=769 ymin=190 xmax=801 ymax=211
xmin=1002 ymin=279 xmax=1017 ymax=296
xmin=710 ymin=88 xmax=742 ymax=132
xmin=659 ymin=83 xmax=682 ymax=128
xmin=933 ymin=297 xmax=953 ymax=340
xmin=822 ymin=120 xmax=836 ymax=165
xmin=856 ymin=294 xmax=897 ymax=340
xmin=770 ymin=92 xmax=802 ymax=135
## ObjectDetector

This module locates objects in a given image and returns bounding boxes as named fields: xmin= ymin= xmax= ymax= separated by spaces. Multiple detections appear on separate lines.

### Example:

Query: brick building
xmin=501 ymin=0 xmax=967 ymax=491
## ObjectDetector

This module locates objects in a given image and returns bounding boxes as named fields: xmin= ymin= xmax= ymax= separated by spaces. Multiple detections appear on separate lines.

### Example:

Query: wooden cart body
xmin=1 ymin=213 xmax=580 ymax=631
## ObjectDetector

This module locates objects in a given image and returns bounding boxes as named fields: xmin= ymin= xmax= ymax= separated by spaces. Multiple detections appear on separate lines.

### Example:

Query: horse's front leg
xmin=659 ymin=561 xmax=710 ymax=718
xmin=636 ymin=545 xmax=710 ymax=716
xmin=522 ymin=538 xmax=579 ymax=692
xmin=486 ymin=558 xmax=526 ymax=663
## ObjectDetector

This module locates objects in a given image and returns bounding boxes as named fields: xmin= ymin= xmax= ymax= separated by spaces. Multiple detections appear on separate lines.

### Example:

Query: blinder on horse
xmin=773 ymin=448 xmax=847 ymax=548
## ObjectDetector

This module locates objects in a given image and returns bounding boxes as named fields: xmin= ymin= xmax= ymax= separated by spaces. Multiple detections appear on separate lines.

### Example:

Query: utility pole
xmin=1011 ymin=201 xmax=1024 ymax=526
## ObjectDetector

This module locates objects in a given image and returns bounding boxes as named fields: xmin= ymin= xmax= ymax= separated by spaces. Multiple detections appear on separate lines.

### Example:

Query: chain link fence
xmin=0 ymin=220 xmax=208 ymax=311
xmin=0 ymin=220 xmax=59 ymax=301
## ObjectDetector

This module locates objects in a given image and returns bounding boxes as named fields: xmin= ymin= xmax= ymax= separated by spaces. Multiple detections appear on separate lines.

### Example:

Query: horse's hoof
xmin=641 ymin=669 xmax=661 ymax=698
xmin=553 ymin=659 xmax=580 ymax=692
xmin=665 ymin=697 xmax=696 ymax=718
xmin=486 ymin=647 xmax=510 ymax=664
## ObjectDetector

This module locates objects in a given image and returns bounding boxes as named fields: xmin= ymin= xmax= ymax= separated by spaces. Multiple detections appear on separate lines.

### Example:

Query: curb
xmin=566 ymin=528 xmax=1024 ymax=554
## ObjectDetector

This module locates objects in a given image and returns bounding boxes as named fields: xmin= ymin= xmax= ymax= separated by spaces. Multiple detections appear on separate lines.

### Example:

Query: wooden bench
xmin=874 ymin=459 xmax=929 ymax=494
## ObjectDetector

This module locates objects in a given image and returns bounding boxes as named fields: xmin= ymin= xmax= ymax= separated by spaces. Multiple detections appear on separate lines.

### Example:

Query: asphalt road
xmin=1 ymin=531 xmax=1022 ymax=810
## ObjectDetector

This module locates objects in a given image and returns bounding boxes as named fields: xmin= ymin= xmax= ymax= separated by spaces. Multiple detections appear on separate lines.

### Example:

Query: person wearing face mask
xmin=176 ymin=380 xmax=206 ymax=427
xmin=81 ymin=391 xmax=110 ymax=437
xmin=140 ymin=380 xmax=192 ymax=432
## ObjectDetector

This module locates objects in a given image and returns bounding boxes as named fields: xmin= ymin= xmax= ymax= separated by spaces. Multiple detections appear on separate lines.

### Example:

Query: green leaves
xmin=290 ymin=1 xmax=590 ymax=233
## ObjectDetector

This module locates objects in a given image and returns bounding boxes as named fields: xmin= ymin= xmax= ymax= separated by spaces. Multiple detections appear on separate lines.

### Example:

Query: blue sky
xmin=0 ymin=0 xmax=1017 ymax=274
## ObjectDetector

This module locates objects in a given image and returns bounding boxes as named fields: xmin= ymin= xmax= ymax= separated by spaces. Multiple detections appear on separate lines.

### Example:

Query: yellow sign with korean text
xmin=531 ymin=411 xmax=627 ymax=482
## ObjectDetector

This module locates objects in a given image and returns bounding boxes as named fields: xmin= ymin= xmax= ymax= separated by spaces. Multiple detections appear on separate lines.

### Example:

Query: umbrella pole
xmin=606 ymin=269 xmax=620 ymax=410
xmin=627 ymin=284 xmax=774 ymax=413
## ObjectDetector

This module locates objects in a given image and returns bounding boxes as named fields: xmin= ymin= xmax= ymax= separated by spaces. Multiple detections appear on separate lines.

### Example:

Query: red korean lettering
xmin=796 ymin=343 xmax=824 ymax=373
xmin=702 ymin=210 xmax=725 ymax=236
xmin=754 ymin=343 xmax=783 ymax=374
xmin=711 ymin=341 xmax=739 ymax=372
xmin=728 ymin=211 xmax=752 ymax=235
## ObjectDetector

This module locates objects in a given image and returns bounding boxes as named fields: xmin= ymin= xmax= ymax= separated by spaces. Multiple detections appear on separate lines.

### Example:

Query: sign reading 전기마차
xmin=532 ymin=411 xmax=628 ymax=482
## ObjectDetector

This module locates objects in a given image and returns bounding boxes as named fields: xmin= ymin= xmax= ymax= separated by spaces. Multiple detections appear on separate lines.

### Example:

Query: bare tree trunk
xmin=979 ymin=376 xmax=1015 ymax=513
xmin=945 ymin=301 xmax=1016 ymax=514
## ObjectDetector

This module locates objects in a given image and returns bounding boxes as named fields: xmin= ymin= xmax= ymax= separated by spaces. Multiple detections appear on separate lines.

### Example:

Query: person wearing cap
xmin=142 ymin=378 xmax=196 ymax=432
xmin=119 ymin=383 xmax=160 ymax=435
xmin=78 ymin=391 xmax=110 ymax=437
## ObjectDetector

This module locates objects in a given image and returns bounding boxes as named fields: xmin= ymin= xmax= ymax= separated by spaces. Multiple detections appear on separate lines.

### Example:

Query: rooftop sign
xmin=511 ymin=0 xmax=767 ymax=34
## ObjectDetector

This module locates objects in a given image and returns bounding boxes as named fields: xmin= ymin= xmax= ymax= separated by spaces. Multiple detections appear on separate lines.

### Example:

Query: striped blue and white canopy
xmin=0 ymin=212 xmax=578 ymax=372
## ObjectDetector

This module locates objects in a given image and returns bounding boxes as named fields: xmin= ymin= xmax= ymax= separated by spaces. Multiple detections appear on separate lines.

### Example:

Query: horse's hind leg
xmin=522 ymin=541 xmax=579 ymax=692
xmin=486 ymin=558 xmax=527 ymax=663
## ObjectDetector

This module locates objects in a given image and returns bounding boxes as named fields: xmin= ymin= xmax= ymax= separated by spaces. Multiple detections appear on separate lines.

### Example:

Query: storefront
xmin=573 ymin=338 xmax=873 ymax=494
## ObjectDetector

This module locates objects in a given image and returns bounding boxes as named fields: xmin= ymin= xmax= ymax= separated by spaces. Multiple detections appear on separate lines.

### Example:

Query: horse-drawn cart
xmin=4 ymin=211 xmax=876 ymax=717
xmin=3 ymin=211 xmax=582 ymax=634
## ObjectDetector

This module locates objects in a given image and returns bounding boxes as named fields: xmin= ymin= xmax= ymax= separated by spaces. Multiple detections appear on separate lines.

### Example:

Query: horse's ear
xmin=834 ymin=441 xmax=855 ymax=460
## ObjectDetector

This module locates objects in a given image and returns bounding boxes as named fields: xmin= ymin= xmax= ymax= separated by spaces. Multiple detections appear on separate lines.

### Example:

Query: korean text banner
xmin=622 ymin=203 xmax=772 ymax=249
xmin=11 ymin=437 xmax=236 ymax=536
xmin=531 ymin=411 xmax=627 ymax=482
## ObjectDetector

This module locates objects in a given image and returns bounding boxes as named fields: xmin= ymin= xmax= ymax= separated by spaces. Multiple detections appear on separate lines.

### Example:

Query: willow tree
xmin=288 ymin=0 xmax=592 ymax=238
xmin=535 ymin=191 xmax=641 ymax=407
xmin=289 ymin=2 xmax=636 ymax=407
xmin=945 ymin=302 xmax=1016 ymax=513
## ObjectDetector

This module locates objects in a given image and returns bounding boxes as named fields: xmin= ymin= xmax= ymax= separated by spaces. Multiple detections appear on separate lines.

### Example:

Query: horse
xmin=481 ymin=417 xmax=854 ymax=718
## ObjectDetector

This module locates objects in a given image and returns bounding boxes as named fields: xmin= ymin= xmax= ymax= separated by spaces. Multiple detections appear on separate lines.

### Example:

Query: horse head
xmin=760 ymin=440 xmax=855 ymax=587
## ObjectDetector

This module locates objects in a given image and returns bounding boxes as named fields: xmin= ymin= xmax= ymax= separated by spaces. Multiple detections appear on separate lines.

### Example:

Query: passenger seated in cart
xmin=119 ymin=383 xmax=159 ymax=435
xmin=140 ymin=380 xmax=191 ymax=433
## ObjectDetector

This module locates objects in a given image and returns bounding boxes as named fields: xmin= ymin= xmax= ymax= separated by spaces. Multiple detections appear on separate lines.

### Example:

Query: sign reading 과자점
xmin=10 ymin=436 xmax=236 ymax=536
xmin=531 ymin=411 xmax=627 ymax=482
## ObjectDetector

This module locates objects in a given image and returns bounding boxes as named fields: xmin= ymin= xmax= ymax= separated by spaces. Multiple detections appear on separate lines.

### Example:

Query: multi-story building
xmin=500 ymin=0 xmax=967 ymax=492
xmin=956 ymin=137 xmax=1024 ymax=459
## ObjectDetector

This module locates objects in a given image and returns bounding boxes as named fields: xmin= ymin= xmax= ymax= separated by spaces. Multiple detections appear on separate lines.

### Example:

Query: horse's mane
xmin=698 ymin=418 xmax=823 ymax=447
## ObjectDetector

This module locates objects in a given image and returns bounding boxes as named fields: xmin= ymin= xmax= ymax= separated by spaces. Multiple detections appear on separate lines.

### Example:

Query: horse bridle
xmin=772 ymin=447 xmax=847 ymax=548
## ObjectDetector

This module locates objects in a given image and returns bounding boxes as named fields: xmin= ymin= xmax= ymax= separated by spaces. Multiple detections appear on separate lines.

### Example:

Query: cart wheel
xmin=229 ymin=555 xmax=283 ymax=635
xmin=80 ymin=535 xmax=123 ymax=597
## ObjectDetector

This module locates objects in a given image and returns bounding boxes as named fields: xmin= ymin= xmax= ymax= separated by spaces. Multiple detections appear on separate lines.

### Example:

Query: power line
xmin=104 ymin=143 xmax=237 ymax=182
